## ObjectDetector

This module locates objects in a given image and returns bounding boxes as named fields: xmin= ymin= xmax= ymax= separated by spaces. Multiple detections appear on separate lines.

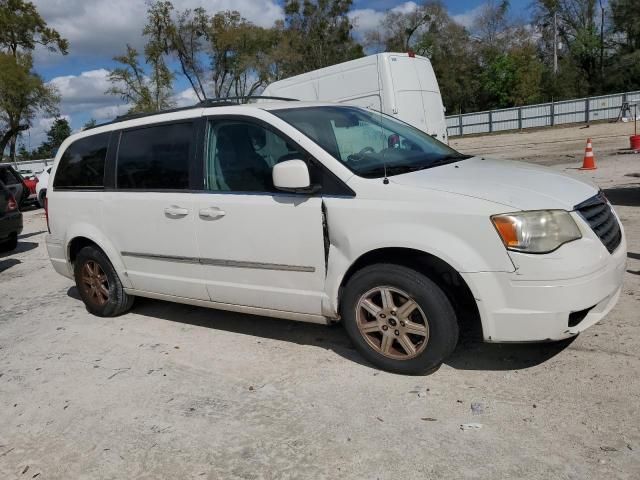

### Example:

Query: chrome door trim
xmin=121 ymin=251 xmax=199 ymax=264
xmin=121 ymin=251 xmax=316 ymax=273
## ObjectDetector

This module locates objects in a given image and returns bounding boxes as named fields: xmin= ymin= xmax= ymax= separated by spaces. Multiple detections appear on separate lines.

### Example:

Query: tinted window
xmin=117 ymin=123 xmax=193 ymax=190
xmin=53 ymin=133 xmax=109 ymax=188
xmin=207 ymin=121 xmax=303 ymax=192
xmin=0 ymin=167 xmax=22 ymax=185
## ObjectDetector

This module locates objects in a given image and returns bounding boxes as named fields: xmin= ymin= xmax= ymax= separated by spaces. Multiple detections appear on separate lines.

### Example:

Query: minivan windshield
xmin=273 ymin=106 xmax=470 ymax=178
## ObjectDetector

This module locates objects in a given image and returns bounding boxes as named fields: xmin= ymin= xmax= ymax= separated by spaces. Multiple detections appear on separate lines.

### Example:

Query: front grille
xmin=574 ymin=193 xmax=622 ymax=254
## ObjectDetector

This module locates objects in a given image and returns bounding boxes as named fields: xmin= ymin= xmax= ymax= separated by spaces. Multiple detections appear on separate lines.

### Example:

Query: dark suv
xmin=0 ymin=164 xmax=29 ymax=208
xmin=0 ymin=179 xmax=22 ymax=252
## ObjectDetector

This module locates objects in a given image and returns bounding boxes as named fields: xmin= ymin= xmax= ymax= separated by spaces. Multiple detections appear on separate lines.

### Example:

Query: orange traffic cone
xmin=580 ymin=138 xmax=597 ymax=170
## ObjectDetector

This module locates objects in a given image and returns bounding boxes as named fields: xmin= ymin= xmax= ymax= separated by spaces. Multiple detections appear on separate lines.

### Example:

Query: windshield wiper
xmin=359 ymin=155 xmax=472 ymax=178
xmin=359 ymin=164 xmax=428 ymax=178
xmin=428 ymin=154 xmax=473 ymax=167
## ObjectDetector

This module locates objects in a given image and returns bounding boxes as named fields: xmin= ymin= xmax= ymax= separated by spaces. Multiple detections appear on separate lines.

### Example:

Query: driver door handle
xmin=164 ymin=206 xmax=189 ymax=217
xmin=199 ymin=207 xmax=226 ymax=219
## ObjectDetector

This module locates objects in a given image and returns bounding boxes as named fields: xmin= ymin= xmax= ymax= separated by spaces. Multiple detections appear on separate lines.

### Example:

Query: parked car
xmin=36 ymin=166 xmax=51 ymax=208
xmin=22 ymin=173 xmax=38 ymax=204
xmin=263 ymin=53 xmax=449 ymax=143
xmin=0 ymin=164 xmax=29 ymax=208
xmin=0 ymin=179 xmax=23 ymax=252
xmin=45 ymin=100 xmax=626 ymax=374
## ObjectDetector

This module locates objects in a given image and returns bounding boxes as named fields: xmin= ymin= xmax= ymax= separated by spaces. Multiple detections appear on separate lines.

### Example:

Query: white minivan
xmin=45 ymin=100 xmax=626 ymax=374
xmin=263 ymin=53 xmax=449 ymax=143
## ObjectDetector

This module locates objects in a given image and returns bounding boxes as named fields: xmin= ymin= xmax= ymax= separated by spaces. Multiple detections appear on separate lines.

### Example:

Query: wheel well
xmin=68 ymin=237 xmax=100 ymax=264
xmin=340 ymin=248 xmax=482 ymax=338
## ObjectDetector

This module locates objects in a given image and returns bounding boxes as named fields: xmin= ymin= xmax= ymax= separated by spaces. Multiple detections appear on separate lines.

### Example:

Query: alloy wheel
xmin=355 ymin=286 xmax=429 ymax=360
xmin=80 ymin=260 xmax=109 ymax=306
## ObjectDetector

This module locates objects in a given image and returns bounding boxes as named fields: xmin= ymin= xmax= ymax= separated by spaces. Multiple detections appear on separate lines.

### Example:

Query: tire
xmin=0 ymin=235 xmax=18 ymax=252
xmin=74 ymin=245 xmax=134 ymax=317
xmin=341 ymin=264 xmax=459 ymax=375
xmin=37 ymin=189 xmax=46 ymax=208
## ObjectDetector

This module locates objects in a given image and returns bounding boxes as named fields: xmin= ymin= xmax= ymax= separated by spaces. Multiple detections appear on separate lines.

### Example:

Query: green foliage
xmin=24 ymin=117 xmax=71 ymax=159
xmin=0 ymin=0 xmax=68 ymax=56
xmin=107 ymin=2 xmax=175 ymax=114
xmin=0 ymin=0 xmax=65 ymax=160
xmin=0 ymin=53 xmax=59 ymax=158
xmin=279 ymin=0 xmax=363 ymax=75
xmin=101 ymin=0 xmax=639 ymax=118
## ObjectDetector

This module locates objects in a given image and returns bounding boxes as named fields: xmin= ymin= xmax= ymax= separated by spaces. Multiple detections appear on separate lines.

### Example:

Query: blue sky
xmin=23 ymin=0 xmax=530 ymax=149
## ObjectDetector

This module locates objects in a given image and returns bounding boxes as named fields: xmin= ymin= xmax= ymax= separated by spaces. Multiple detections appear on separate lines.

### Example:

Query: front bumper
xmin=462 ymin=236 xmax=627 ymax=342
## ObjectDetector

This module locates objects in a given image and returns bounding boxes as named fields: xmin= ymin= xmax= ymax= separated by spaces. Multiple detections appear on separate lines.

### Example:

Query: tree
xmin=281 ymin=0 xmax=364 ymax=76
xmin=0 ymin=53 xmax=59 ymax=159
xmin=107 ymin=2 xmax=174 ymax=113
xmin=0 ymin=0 xmax=66 ymax=160
xmin=0 ymin=0 xmax=68 ymax=56
xmin=35 ymin=117 xmax=70 ymax=158
xmin=533 ymin=0 xmax=605 ymax=94
xmin=114 ymin=2 xmax=283 ymax=103
xmin=107 ymin=44 xmax=175 ymax=113
xmin=364 ymin=3 xmax=434 ymax=53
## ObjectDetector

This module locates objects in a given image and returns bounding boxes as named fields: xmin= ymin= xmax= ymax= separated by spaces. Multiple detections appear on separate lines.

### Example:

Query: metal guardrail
xmin=446 ymin=90 xmax=640 ymax=137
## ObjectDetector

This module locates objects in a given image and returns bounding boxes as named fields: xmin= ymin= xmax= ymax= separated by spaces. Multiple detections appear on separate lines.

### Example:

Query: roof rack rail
xmin=197 ymin=96 xmax=298 ymax=107
xmin=85 ymin=96 xmax=298 ymax=130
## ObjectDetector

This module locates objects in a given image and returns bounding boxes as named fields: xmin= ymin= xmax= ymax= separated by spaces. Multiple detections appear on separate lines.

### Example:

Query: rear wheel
xmin=0 ymin=234 xmax=17 ymax=252
xmin=74 ymin=246 xmax=134 ymax=317
xmin=341 ymin=264 xmax=458 ymax=375
xmin=37 ymin=189 xmax=46 ymax=208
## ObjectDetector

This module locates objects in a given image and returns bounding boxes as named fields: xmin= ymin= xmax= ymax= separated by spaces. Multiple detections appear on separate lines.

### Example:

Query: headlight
xmin=491 ymin=210 xmax=582 ymax=253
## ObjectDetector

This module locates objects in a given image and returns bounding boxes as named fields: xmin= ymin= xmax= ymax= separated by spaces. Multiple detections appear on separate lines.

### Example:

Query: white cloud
xmin=48 ymin=69 xmax=112 ymax=110
xmin=452 ymin=4 xmax=485 ymax=29
xmin=349 ymin=2 xmax=419 ymax=39
xmin=91 ymin=104 xmax=130 ymax=121
xmin=173 ymin=87 xmax=200 ymax=108
xmin=47 ymin=68 xmax=128 ymax=122
xmin=32 ymin=0 xmax=284 ymax=61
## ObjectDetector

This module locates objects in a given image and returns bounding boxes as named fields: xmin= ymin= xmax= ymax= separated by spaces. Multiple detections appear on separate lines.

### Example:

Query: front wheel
xmin=341 ymin=264 xmax=459 ymax=375
xmin=74 ymin=245 xmax=134 ymax=317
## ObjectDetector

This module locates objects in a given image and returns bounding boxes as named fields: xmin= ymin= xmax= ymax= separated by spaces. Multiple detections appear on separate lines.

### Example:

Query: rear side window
xmin=0 ymin=167 xmax=22 ymax=185
xmin=53 ymin=133 xmax=109 ymax=189
xmin=117 ymin=123 xmax=193 ymax=190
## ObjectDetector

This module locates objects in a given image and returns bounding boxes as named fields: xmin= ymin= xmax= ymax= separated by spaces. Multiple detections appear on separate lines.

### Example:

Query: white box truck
xmin=262 ymin=52 xmax=449 ymax=143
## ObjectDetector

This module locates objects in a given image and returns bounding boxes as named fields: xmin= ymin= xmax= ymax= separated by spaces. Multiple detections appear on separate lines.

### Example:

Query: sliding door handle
xmin=199 ymin=207 xmax=226 ymax=219
xmin=164 ymin=206 xmax=189 ymax=217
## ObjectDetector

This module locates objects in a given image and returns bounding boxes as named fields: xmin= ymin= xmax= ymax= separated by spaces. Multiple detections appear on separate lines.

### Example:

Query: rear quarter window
xmin=53 ymin=133 xmax=110 ymax=189
xmin=0 ymin=167 xmax=21 ymax=185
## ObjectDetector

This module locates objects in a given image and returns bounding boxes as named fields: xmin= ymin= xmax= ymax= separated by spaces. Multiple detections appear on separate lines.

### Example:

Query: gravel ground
xmin=1 ymin=122 xmax=639 ymax=479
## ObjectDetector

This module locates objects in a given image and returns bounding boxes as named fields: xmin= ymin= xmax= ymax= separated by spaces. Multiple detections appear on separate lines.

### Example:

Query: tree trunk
xmin=9 ymin=136 xmax=17 ymax=163
xmin=0 ymin=125 xmax=29 ymax=161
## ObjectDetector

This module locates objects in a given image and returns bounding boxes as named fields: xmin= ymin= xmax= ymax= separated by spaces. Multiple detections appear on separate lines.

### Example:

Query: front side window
xmin=273 ymin=106 xmax=469 ymax=178
xmin=117 ymin=123 xmax=193 ymax=190
xmin=53 ymin=133 xmax=109 ymax=189
xmin=206 ymin=120 xmax=303 ymax=192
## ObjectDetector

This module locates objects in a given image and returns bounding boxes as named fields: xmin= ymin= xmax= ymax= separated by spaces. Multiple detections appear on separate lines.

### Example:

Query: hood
xmin=389 ymin=157 xmax=598 ymax=211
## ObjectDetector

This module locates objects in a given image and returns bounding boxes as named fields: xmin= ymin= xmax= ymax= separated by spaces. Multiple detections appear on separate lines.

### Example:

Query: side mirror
xmin=272 ymin=159 xmax=318 ymax=193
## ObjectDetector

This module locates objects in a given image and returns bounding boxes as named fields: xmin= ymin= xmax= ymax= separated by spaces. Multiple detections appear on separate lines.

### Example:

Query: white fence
xmin=4 ymin=158 xmax=54 ymax=174
xmin=446 ymin=90 xmax=640 ymax=137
